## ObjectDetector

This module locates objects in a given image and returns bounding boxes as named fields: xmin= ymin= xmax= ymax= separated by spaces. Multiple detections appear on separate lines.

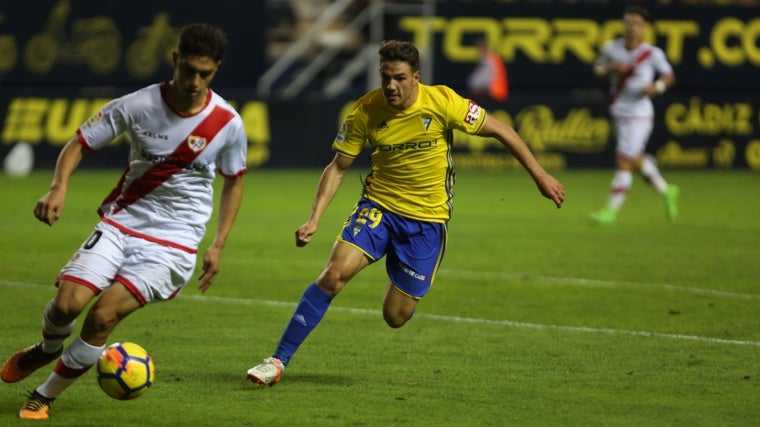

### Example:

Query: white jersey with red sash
xmin=596 ymin=38 xmax=673 ymax=118
xmin=76 ymin=82 xmax=247 ymax=253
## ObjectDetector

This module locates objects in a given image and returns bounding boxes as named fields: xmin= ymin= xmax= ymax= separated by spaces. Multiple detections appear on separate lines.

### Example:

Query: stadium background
xmin=1 ymin=0 xmax=758 ymax=171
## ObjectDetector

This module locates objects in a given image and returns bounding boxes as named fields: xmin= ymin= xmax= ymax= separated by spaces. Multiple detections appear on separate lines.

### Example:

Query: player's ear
xmin=171 ymin=51 xmax=179 ymax=66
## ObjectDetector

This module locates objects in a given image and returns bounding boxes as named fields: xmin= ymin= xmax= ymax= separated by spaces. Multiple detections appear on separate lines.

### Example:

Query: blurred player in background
xmin=590 ymin=5 xmax=678 ymax=225
xmin=466 ymin=38 xmax=509 ymax=104
xmin=246 ymin=40 xmax=564 ymax=387
xmin=1 ymin=23 xmax=247 ymax=419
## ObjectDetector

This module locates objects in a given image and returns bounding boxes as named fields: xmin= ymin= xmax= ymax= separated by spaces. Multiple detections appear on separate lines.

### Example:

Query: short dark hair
xmin=623 ymin=5 xmax=650 ymax=22
xmin=378 ymin=40 xmax=420 ymax=72
xmin=178 ymin=23 xmax=228 ymax=63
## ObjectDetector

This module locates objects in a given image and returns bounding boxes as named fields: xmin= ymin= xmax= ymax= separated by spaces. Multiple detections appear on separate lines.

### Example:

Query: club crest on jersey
xmin=187 ymin=135 xmax=207 ymax=152
xmin=82 ymin=111 xmax=103 ymax=130
xmin=422 ymin=117 xmax=432 ymax=131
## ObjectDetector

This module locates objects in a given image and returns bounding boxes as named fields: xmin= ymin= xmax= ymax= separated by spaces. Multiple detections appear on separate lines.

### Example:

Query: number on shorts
xmin=356 ymin=207 xmax=383 ymax=229
xmin=83 ymin=230 xmax=102 ymax=249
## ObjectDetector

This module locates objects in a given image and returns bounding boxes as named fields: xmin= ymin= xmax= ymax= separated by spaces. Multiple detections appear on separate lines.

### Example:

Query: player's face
xmin=623 ymin=13 xmax=646 ymax=43
xmin=172 ymin=53 xmax=219 ymax=102
xmin=380 ymin=60 xmax=420 ymax=110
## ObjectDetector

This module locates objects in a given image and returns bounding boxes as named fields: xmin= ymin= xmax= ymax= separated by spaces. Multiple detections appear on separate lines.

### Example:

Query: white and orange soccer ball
xmin=97 ymin=342 xmax=155 ymax=400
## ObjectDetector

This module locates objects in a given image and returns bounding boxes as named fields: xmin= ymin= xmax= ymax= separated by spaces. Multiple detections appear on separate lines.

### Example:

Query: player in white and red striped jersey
xmin=2 ymin=23 xmax=247 ymax=420
xmin=590 ymin=5 xmax=679 ymax=226
xmin=81 ymin=80 xmax=246 ymax=253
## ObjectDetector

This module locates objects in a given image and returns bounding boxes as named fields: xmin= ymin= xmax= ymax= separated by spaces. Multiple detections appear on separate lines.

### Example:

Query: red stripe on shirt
xmin=98 ymin=165 xmax=130 ymax=214
xmin=110 ymin=105 xmax=235 ymax=214
xmin=609 ymin=49 xmax=652 ymax=105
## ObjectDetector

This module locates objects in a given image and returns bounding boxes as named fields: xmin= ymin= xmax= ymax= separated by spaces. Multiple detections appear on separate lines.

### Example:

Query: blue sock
xmin=273 ymin=282 xmax=333 ymax=366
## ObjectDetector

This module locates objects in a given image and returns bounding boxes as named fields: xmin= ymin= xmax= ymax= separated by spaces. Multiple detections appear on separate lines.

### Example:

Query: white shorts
xmin=57 ymin=222 xmax=196 ymax=305
xmin=613 ymin=116 xmax=653 ymax=159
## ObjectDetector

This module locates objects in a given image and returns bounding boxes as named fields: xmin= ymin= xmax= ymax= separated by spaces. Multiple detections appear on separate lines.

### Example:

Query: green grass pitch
xmin=0 ymin=168 xmax=758 ymax=426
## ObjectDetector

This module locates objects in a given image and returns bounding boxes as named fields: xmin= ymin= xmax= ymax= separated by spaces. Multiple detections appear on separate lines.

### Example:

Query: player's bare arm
xmin=199 ymin=174 xmax=244 ymax=292
xmin=593 ymin=61 xmax=630 ymax=77
xmin=478 ymin=115 xmax=565 ymax=208
xmin=34 ymin=137 xmax=84 ymax=226
xmin=296 ymin=153 xmax=354 ymax=247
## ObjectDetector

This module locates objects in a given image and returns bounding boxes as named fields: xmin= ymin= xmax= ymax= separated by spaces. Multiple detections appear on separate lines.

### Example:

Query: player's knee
xmin=49 ymin=300 xmax=82 ymax=324
xmin=383 ymin=314 xmax=406 ymax=328
xmin=383 ymin=309 xmax=412 ymax=329
xmin=85 ymin=307 xmax=120 ymax=335
xmin=316 ymin=267 xmax=349 ymax=295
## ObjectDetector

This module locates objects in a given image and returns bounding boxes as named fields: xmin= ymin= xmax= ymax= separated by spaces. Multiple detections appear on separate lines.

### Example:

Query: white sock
xmin=607 ymin=170 xmax=632 ymax=211
xmin=36 ymin=336 xmax=104 ymax=399
xmin=641 ymin=154 xmax=667 ymax=193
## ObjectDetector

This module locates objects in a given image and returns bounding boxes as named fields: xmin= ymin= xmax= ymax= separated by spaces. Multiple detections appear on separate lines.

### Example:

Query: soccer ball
xmin=97 ymin=342 xmax=155 ymax=400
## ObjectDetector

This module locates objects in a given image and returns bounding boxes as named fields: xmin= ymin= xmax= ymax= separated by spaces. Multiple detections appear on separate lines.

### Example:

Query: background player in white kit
xmin=590 ymin=5 xmax=679 ymax=226
xmin=1 ymin=23 xmax=247 ymax=420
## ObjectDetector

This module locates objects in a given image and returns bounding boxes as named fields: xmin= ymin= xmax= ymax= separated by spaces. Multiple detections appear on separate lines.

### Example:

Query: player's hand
xmin=295 ymin=222 xmax=317 ymax=247
xmin=198 ymin=246 xmax=222 ymax=293
xmin=34 ymin=189 xmax=66 ymax=226
xmin=641 ymin=83 xmax=660 ymax=97
xmin=536 ymin=174 xmax=566 ymax=208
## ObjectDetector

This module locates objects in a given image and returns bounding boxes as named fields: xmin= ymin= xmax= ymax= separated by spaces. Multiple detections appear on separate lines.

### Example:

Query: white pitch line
xmin=178 ymin=294 xmax=760 ymax=348
xmin=436 ymin=269 xmax=760 ymax=300
xmin=3 ymin=280 xmax=759 ymax=348
xmin=226 ymin=258 xmax=760 ymax=300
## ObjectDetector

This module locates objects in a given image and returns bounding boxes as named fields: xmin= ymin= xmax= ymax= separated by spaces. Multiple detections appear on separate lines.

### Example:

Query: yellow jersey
xmin=332 ymin=84 xmax=487 ymax=223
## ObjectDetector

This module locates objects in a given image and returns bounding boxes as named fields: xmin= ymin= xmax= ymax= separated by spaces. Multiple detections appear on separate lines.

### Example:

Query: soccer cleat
xmin=246 ymin=357 xmax=284 ymax=387
xmin=663 ymin=184 xmax=680 ymax=221
xmin=1 ymin=343 xmax=62 ymax=383
xmin=589 ymin=207 xmax=616 ymax=226
xmin=19 ymin=390 xmax=54 ymax=420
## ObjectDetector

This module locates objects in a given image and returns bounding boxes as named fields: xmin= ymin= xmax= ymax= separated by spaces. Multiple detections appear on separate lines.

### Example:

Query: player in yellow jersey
xmin=246 ymin=40 xmax=565 ymax=387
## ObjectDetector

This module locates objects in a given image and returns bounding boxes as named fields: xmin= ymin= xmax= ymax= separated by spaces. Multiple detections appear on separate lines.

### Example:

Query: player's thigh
xmin=317 ymin=240 xmax=371 ymax=292
xmin=90 ymin=281 xmax=144 ymax=320
xmin=81 ymin=281 xmax=144 ymax=344
xmin=382 ymin=281 xmax=419 ymax=316
xmin=383 ymin=282 xmax=418 ymax=327
xmin=51 ymin=280 xmax=99 ymax=320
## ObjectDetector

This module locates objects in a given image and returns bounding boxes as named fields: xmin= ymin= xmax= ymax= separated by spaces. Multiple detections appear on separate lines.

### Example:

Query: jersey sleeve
xmin=331 ymin=99 xmax=369 ymax=158
xmin=216 ymin=117 xmax=248 ymax=177
xmin=440 ymin=85 xmax=487 ymax=135
xmin=652 ymin=47 xmax=674 ymax=77
xmin=77 ymin=97 xmax=128 ymax=151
